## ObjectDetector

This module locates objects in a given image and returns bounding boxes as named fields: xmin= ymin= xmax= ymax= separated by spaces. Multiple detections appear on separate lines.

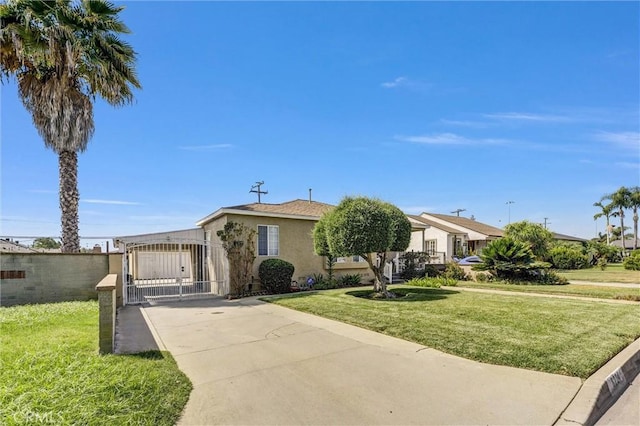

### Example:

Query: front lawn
xmin=266 ymin=287 xmax=640 ymax=379
xmin=454 ymin=281 xmax=640 ymax=301
xmin=0 ymin=301 xmax=192 ymax=425
xmin=556 ymin=263 xmax=640 ymax=283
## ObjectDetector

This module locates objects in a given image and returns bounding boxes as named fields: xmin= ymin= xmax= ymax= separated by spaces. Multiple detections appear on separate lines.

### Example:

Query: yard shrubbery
xmin=623 ymin=249 xmax=640 ymax=271
xmin=549 ymin=244 xmax=589 ymax=270
xmin=472 ymin=238 xmax=567 ymax=285
xmin=258 ymin=259 xmax=295 ymax=294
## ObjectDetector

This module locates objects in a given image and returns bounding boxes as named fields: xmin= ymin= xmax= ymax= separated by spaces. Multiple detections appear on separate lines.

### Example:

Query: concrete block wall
xmin=0 ymin=253 xmax=122 ymax=307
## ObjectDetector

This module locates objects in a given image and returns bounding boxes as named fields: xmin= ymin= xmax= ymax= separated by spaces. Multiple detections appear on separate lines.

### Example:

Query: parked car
xmin=457 ymin=255 xmax=483 ymax=265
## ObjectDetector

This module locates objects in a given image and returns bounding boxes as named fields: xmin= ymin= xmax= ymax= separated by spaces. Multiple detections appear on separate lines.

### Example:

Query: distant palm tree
xmin=1 ymin=0 xmax=140 ymax=252
xmin=593 ymin=201 xmax=615 ymax=245
xmin=629 ymin=186 xmax=640 ymax=250
xmin=603 ymin=187 xmax=631 ymax=249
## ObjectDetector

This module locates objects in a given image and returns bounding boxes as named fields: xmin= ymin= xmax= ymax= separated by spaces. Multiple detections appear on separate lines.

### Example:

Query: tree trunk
xmin=619 ymin=209 xmax=626 ymax=251
xmin=59 ymin=150 xmax=80 ymax=253
xmin=365 ymin=252 xmax=394 ymax=298
xmin=606 ymin=217 xmax=611 ymax=245
xmin=634 ymin=209 xmax=638 ymax=250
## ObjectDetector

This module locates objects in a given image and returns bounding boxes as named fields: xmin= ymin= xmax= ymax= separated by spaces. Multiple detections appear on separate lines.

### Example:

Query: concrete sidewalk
xmin=118 ymin=296 xmax=587 ymax=425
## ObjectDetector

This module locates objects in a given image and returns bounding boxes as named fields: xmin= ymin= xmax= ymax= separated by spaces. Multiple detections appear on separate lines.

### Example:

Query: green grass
xmin=0 ymin=301 xmax=192 ymax=425
xmin=454 ymin=281 xmax=640 ymax=301
xmin=265 ymin=287 xmax=640 ymax=379
xmin=556 ymin=263 xmax=640 ymax=283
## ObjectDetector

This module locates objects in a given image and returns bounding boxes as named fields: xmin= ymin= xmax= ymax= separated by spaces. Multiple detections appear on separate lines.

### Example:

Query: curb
xmin=555 ymin=336 xmax=640 ymax=426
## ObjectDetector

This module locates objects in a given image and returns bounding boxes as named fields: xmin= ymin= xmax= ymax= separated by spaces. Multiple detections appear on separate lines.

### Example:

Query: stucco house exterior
xmin=196 ymin=199 xmax=374 ymax=291
xmin=407 ymin=213 xmax=504 ymax=261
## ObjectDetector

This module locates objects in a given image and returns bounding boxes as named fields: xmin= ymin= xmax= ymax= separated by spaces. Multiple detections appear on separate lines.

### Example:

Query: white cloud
xmin=178 ymin=144 xmax=233 ymax=151
xmin=614 ymin=161 xmax=640 ymax=170
xmin=395 ymin=133 xmax=510 ymax=146
xmin=381 ymin=76 xmax=433 ymax=92
xmin=381 ymin=76 xmax=409 ymax=88
xmin=439 ymin=119 xmax=491 ymax=128
xmin=83 ymin=199 xmax=142 ymax=206
xmin=594 ymin=131 xmax=640 ymax=151
xmin=483 ymin=112 xmax=572 ymax=123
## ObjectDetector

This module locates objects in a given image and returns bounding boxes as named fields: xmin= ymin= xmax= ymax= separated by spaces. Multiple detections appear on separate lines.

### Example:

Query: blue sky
xmin=2 ymin=1 xmax=639 ymax=246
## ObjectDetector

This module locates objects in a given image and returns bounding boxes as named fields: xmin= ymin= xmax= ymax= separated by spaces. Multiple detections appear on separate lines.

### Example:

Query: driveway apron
xmin=140 ymin=297 xmax=581 ymax=425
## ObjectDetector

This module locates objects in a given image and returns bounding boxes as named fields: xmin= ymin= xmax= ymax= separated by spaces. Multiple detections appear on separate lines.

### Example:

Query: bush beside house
xmin=259 ymin=259 xmax=295 ymax=294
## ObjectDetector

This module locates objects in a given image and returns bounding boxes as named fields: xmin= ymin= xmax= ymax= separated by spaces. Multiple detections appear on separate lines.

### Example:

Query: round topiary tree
xmin=313 ymin=196 xmax=411 ymax=298
xmin=258 ymin=258 xmax=294 ymax=294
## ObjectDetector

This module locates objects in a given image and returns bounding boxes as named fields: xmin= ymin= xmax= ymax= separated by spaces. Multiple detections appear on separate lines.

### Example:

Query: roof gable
xmin=422 ymin=213 xmax=504 ymax=238
xmin=407 ymin=215 xmax=465 ymax=234
xmin=197 ymin=199 xmax=334 ymax=225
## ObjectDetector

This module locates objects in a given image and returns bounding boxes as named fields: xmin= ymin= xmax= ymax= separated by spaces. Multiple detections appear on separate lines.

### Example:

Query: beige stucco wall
xmin=203 ymin=213 xmax=371 ymax=291
xmin=0 ymin=253 xmax=120 ymax=307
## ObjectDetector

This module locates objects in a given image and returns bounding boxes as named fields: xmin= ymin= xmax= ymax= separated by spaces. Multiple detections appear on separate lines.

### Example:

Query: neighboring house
xmin=610 ymin=238 xmax=640 ymax=251
xmin=407 ymin=213 xmax=504 ymax=261
xmin=0 ymin=239 xmax=38 ymax=253
xmin=553 ymin=233 xmax=588 ymax=244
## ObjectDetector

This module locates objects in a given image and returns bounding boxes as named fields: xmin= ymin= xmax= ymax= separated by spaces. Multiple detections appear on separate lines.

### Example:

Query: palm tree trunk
xmin=59 ymin=150 xmax=80 ymax=252
xmin=634 ymin=209 xmax=638 ymax=250
xmin=619 ymin=209 xmax=626 ymax=252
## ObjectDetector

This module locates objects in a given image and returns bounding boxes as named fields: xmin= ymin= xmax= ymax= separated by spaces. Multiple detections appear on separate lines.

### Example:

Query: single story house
xmin=407 ymin=213 xmax=504 ymax=261
xmin=196 ymin=198 xmax=435 ymax=292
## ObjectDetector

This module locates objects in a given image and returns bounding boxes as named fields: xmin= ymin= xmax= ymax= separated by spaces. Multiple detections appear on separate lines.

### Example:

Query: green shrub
xmin=258 ymin=259 xmax=295 ymax=294
xmin=623 ymin=253 xmax=640 ymax=271
xmin=423 ymin=264 xmax=440 ymax=277
xmin=533 ymin=270 xmax=569 ymax=285
xmin=475 ymin=272 xmax=490 ymax=282
xmin=337 ymin=273 xmax=362 ymax=287
xmin=405 ymin=276 xmax=457 ymax=288
xmin=597 ymin=257 xmax=608 ymax=271
xmin=586 ymin=241 xmax=622 ymax=263
xmin=400 ymin=251 xmax=428 ymax=279
xmin=442 ymin=262 xmax=467 ymax=280
xmin=549 ymin=245 xmax=589 ymax=270
xmin=311 ymin=273 xmax=325 ymax=286
xmin=313 ymin=279 xmax=338 ymax=290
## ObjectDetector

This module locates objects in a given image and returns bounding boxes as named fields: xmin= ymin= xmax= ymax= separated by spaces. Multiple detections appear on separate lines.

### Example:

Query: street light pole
xmin=506 ymin=201 xmax=515 ymax=224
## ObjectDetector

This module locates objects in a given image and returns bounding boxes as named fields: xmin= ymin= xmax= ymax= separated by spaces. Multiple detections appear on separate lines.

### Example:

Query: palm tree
xmin=629 ymin=186 xmax=640 ymax=250
xmin=1 ymin=0 xmax=140 ymax=252
xmin=603 ymin=187 xmax=631 ymax=249
xmin=593 ymin=201 xmax=615 ymax=245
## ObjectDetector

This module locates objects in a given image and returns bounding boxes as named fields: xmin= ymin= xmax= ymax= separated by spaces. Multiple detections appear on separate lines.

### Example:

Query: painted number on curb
xmin=605 ymin=368 xmax=627 ymax=394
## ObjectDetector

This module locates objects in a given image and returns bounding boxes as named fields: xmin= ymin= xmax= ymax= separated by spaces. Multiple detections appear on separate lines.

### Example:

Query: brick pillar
xmin=96 ymin=274 xmax=117 ymax=354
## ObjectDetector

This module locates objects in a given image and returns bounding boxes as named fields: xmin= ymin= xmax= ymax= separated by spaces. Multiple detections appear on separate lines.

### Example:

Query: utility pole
xmin=451 ymin=208 xmax=466 ymax=217
xmin=506 ymin=201 xmax=515 ymax=224
xmin=250 ymin=181 xmax=268 ymax=203
xmin=543 ymin=217 xmax=551 ymax=229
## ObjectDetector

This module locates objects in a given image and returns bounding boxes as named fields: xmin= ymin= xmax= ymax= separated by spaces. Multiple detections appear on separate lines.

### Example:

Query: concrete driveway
xmin=121 ymin=296 xmax=582 ymax=425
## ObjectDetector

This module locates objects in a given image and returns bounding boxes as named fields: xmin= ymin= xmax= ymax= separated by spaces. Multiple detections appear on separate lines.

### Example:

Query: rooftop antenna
xmin=250 ymin=181 xmax=268 ymax=203
xmin=451 ymin=208 xmax=466 ymax=217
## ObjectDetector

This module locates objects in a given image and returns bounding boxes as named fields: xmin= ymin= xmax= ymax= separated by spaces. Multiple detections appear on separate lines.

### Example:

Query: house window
xmin=335 ymin=255 xmax=364 ymax=263
xmin=258 ymin=225 xmax=279 ymax=256
xmin=425 ymin=240 xmax=437 ymax=255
